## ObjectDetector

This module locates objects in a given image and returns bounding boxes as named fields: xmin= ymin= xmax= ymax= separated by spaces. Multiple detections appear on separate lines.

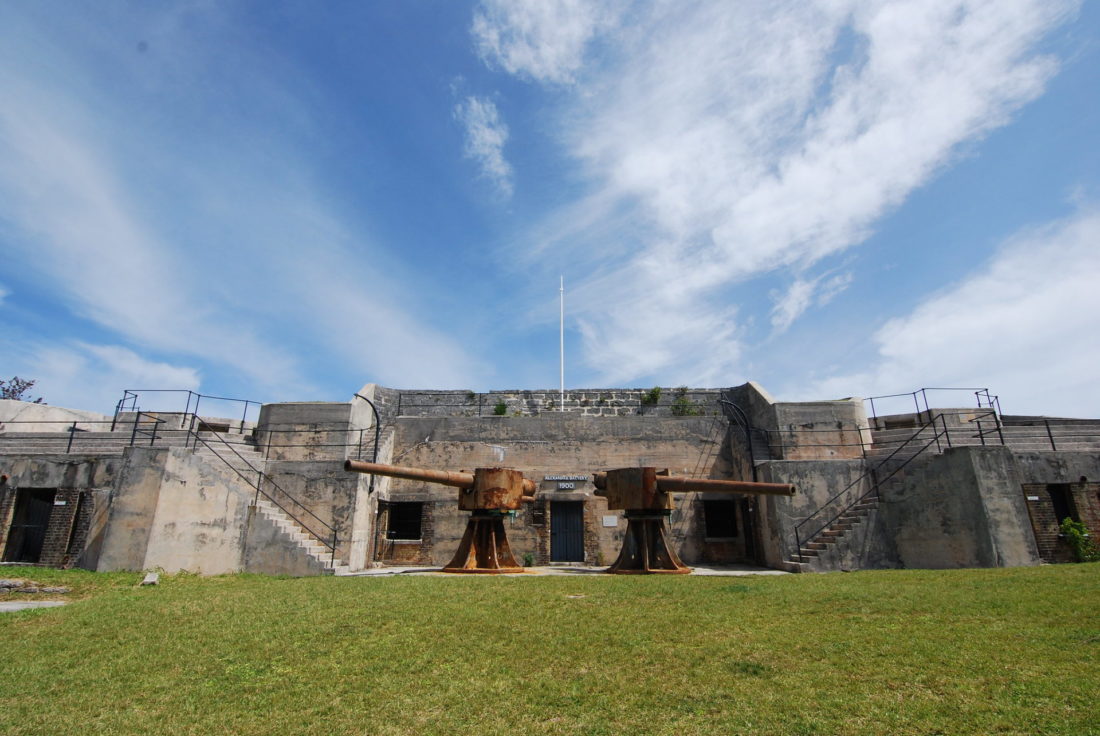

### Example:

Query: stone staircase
xmin=253 ymin=497 xmax=350 ymax=576
xmin=785 ymin=493 xmax=880 ymax=572
xmin=785 ymin=413 xmax=1100 ymax=572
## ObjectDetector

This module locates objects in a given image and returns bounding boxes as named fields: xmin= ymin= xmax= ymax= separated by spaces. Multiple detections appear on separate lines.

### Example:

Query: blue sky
xmin=1 ymin=1 xmax=1098 ymax=417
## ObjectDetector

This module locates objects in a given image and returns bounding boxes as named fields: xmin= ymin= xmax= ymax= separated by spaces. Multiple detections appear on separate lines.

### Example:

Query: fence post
xmin=67 ymin=422 xmax=77 ymax=453
xmin=1045 ymin=420 xmax=1057 ymax=451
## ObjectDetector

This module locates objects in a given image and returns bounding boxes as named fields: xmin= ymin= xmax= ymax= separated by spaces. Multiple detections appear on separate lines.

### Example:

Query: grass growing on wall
xmin=1 ymin=564 xmax=1098 ymax=735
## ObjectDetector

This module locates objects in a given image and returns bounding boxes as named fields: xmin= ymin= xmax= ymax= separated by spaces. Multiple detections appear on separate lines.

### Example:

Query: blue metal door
xmin=550 ymin=501 xmax=585 ymax=562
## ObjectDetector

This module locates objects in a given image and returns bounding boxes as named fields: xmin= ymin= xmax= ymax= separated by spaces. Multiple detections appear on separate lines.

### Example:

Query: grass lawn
xmin=1 ymin=564 xmax=1097 ymax=735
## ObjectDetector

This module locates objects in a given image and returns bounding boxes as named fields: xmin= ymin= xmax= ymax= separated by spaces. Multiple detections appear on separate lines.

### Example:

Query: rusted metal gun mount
xmin=344 ymin=460 xmax=535 ymax=573
xmin=593 ymin=467 xmax=796 ymax=574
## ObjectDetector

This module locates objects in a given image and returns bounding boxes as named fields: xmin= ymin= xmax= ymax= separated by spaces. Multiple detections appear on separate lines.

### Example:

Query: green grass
xmin=1 ymin=565 xmax=1098 ymax=735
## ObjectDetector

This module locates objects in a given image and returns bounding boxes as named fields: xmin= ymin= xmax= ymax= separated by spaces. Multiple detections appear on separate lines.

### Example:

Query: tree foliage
xmin=0 ymin=376 xmax=45 ymax=404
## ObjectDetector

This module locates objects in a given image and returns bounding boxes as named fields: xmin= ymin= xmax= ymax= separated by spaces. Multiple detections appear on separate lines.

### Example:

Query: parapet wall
xmin=391 ymin=387 xmax=724 ymax=418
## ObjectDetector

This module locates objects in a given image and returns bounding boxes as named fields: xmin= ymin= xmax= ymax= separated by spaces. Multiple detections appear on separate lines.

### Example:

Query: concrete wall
xmin=141 ymin=449 xmax=255 ymax=574
xmin=756 ymin=458 xmax=871 ymax=568
xmin=876 ymin=447 xmax=1039 ymax=569
xmin=97 ymin=447 xmax=258 ymax=574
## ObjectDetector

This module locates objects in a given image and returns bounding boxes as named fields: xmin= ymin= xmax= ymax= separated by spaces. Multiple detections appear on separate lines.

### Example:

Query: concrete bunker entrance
xmin=3 ymin=488 xmax=56 ymax=563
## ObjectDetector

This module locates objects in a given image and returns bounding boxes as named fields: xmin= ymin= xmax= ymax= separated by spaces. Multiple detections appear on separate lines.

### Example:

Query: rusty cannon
xmin=593 ymin=467 xmax=796 ymax=574
xmin=344 ymin=460 xmax=536 ymax=574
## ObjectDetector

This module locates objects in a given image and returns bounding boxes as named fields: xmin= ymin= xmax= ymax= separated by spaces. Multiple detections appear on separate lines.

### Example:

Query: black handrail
xmin=793 ymin=412 xmax=951 ymax=563
xmin=187 ymin=425 xmax=338 ymax=565
xmin=717 ymin=398 xmax=769 ymax=482
xmin=865 ymin=387 xmax=1000 ymax=421
xmin=114 ymin=389 xmax=262 ymax=433
xmin=353 ymin=393 xmax=382 ymax=494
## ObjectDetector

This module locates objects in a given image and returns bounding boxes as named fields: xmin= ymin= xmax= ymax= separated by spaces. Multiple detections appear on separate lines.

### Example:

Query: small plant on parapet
xmin=465 ymin=390 xmax=477 ymax=404
xmin=671 ymin=386 xmax=703 ymax=417
xmin=493 ymin=401 xmax=508 ymax=416
xmin=640 ymin=386 xmax=662 ymax=406
xmin=1060 ymin=518 xmax=1100 ymax=562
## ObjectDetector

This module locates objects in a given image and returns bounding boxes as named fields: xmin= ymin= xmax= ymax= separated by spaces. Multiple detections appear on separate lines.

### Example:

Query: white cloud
xmin=455 ymin=95 xmax=514 ymax=197
xmin=0 ymin=284 xmax=8 ymax=305
xmin=0 ymin=5 xmax=488 ymax=401
xmin=770 ymin=279 xmax=817 ymax=334
xmin=472 ymin=0 xmax=624 ymax=84
xmin=8 ymin=340 xmax=201 ymax=414
xmin=805 ymin=209 xmax=1100 ymax=417
xmin=770 ymin=271 xmax=853 ymax=333
xmin=477 ymin=0 xmax=1078 ymax=385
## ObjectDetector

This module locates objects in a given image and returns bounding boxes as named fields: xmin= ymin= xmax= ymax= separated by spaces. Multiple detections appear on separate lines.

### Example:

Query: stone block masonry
xmin=393 ymin=388 xmax=723 ymax=418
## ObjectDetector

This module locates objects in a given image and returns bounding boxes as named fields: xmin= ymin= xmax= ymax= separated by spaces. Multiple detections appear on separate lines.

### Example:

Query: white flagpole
xmin=559 ymin=276 xmax=565 ymax=411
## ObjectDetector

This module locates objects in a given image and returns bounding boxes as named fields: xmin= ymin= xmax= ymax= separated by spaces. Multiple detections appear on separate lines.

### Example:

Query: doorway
xmin=550 ymin=501 xmax=585 ymax=562
xmin=3 ymin=488 xmax=56 ymax=563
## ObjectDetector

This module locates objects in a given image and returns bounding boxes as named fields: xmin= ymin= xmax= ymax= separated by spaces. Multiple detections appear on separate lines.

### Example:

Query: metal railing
xmin=718 ymin=399 xmax=771 ymax=482
xmin=792 ymin=413 xmax=954 ymax=563
xmin=865 ymin=387 xmax=1001 ymax=421
xmin=114 ymin=389 xmax=262 ymax=433
xmin=185 ymin=424 xmax=339 ymax=566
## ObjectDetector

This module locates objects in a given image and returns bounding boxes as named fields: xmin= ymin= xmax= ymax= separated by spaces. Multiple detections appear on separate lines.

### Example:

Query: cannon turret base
xmin=606 ymin=512 xmax=691 ymax=575
xmin=442 ymin=511 xmax=528 ymax=574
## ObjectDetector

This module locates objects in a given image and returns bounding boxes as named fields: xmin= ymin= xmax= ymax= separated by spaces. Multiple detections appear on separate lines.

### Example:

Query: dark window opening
xmin=3 ymin=488 xmax=56 ymax=563
xmin=1048 ymin=484 xmax=1077 ymax=524
xmin=386 ymin=502 xmax=423 ymax=540
xmin=703 ymin=499 xmax=738 ymax=539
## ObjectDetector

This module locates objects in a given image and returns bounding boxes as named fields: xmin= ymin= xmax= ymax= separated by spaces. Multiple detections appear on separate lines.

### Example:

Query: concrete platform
xmin=0 ymin=600 xmax=67 ymax=613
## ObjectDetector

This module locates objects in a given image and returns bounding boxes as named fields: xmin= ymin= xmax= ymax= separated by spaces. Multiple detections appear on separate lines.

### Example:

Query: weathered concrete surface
xmin=724 ymin=382 xmax=870 ymax=461
xmin=0 ymin=600 xmax=67 ymax=612
xmin=756 ymin=459 xmax=869 ymax=568
xmin=880 ymin=447 xmax=1039 ymax=569
xmin=96 ymin=447 xmax=257 ymax=574
xmin=95 ymin=447 xmax=169 ymax=572
xmin=0 ymin=399 xmax=110 ymax=432
xmin=142 ymin=448 xmax=255 ymax=574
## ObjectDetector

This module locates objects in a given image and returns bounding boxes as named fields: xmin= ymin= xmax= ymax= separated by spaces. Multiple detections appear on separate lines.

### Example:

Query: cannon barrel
xmin=344 ymin=459 xmax=475 ymax=489
xmin=344 ymin=460 xmax=538 ymax=494
xmin=592 ymin=471 xmax=794 ymax=497
xmin=655 ymin=476 xmax=794 ymax=496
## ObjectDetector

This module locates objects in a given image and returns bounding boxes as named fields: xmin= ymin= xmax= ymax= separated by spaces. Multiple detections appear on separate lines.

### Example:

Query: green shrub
xmin=1060 ymin=517 xmax=1100 ymax=562
xmin=671 ymin=386 xmax=702 ymax=416
xmin=640 ymin=386 xmax=662 ymax=405
xmin=492 ymin=401 xmax=507 ymax=416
